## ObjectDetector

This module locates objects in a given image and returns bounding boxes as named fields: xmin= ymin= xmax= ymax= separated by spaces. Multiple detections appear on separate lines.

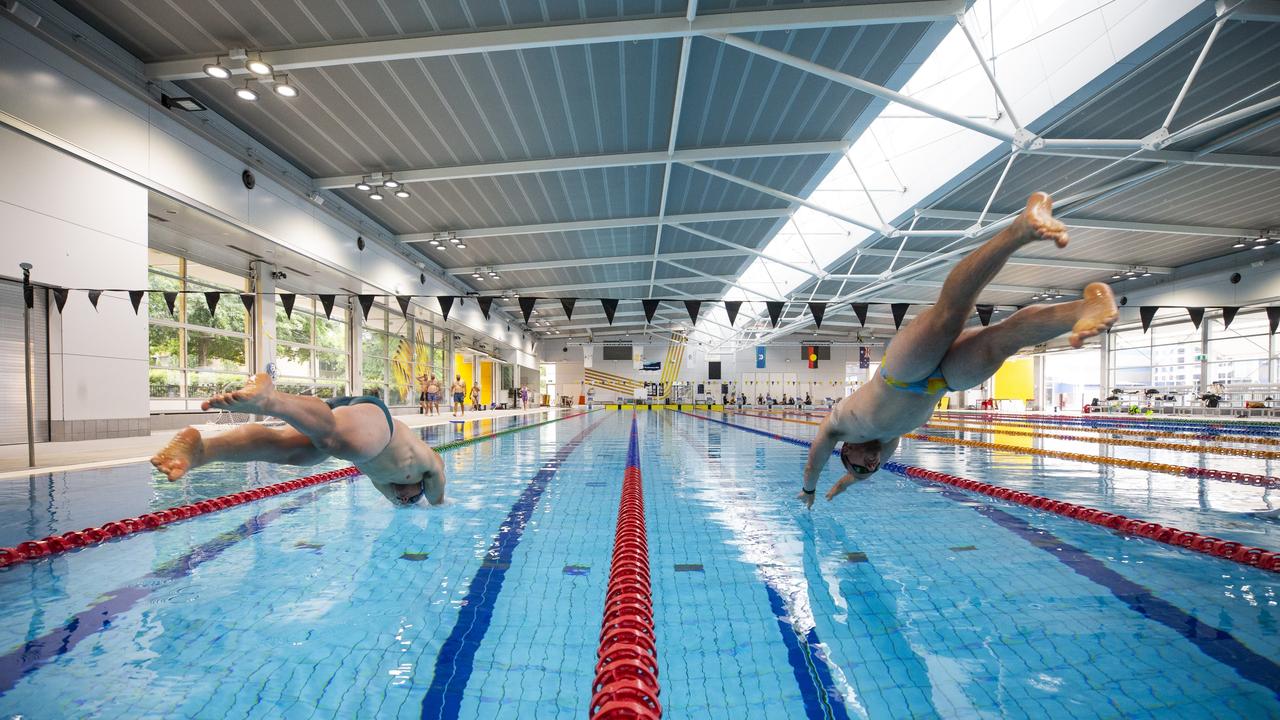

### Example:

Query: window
xmin=1207 ymin=310 xmax=1271 ymax=386
xmin=1108 ymin=317 xmax=1202 ymax=393
xmin=362 ymin=305 xmax=443 ymax=405
xmin=148 ymin=250 xmax=251 ymax=408
xmin=275 ymin=296 xmax=348 ymax=398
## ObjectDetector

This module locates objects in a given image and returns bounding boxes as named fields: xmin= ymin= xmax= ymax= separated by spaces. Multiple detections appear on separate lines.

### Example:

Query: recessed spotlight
xmin=355 ymin=181 xmax=371 ymax=191
xmin=394 ymin=189 xmax=410 ymax=198
xmin=272 ymin=76 xmax=299 ymax=98
xmin=456 ymin=243 xmax=467 ymax=249
xmin=383 ymin=178 xmax=400 ymax=189
xmin=245 ymin=56 xmax=273 ymax=76
xmin=203 ymin=61 xmax=231 ymax=79
xmin=369 ymin=191 xmax=384 ymax=200
xmin=235 ymin=83 xmax=259 ymax=101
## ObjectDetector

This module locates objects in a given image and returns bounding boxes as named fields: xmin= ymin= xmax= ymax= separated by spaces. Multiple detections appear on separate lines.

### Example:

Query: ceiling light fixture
xmin=245 ymin=54 xmax=273 ymax=76
xmin=472 ymin=273 xmax=482 ymax=279
xmin=203 ymin=58 xmax=232 ymax=79
xmin=272 ymin=75 xmax=299 ymax=98
xmin=394 ymin=189 xmax=410 ymax=198
xmin=1252 ymin=243 xmax=1267 ymax=250
xmin=234 ymin=83 xmax=259 ymax=101
xmin=355 ymin=179 xmax=371 ymax=191
xmin=456 ymin=243 xmax=467 ymax=249
xmin=383 ymin=178 xmax=400 ymax=189
xmin=368 ymin=190 xmax=384 ymax=200
xmin=1233 ymin=240 xmax=1247 ymax=248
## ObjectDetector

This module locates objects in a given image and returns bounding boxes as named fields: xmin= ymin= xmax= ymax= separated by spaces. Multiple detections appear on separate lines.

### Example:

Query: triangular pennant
xmin=52 ymin=288 xmax=69 ymax=313
xmin=519 ymin=296 xmax=537 ymax=324
xmin=723 ymin=300 xmax=741 ymax=327
xmin=396 ymin=295 xmax=412 ymax=317
xmin=560 ymin=297 xmax=577 ymax=321
xmin=87 ymin=290 xmax=103 ymax=310
xmin=1139 ymin=306 xmax=1157 ymax=332
xmin=1221 ymin=306 xmax=1239 ymax=329
xmin=478 ymin=296 xmax=494 ymax=320
xmin=129 ymin=290 xmax=144 ymax=315
xmin=765 ymin=301 xmax=784 ymax=328
xmin=1186 ymin=307 xmax=1204 ymax=329
xmin=600 ymin=298 xmax=618 ymax=325
xmin=1268 ymin=307 xmax=1280 ymax=335
xmin=684 ymin=300 xmax=701 ymax=325
xmin=319 ymin=294 xmax=336 ymax=319
xmin=437 ymin=296 xmax=454 ymax=321
xmin=808 ymin=302 xmax=826 ymax=330
xmin=240 ymin=293 xmax=254 ymax=314
xmin=851 ymin=303 xmax=869 ymax=327
xmin=358 ymin=294 xmax=375 ymax=320
xmin=204 ymin=291 xmax=221 ymax=317
xmin=163 ymin=291 xmax=178 ymax=318
xmin=890 ymin=303 xmax=910 ymax=330
xmin=976 ymin=304 xmax=994 ymax=327
xmin=280 ymin=293 xmax=296 ymax=318
xmin=642 ymin=299 xmax=660 ymax=324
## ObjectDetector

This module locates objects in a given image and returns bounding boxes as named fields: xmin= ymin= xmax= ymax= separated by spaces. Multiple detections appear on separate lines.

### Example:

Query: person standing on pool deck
xmin=799 ymin=192 xmax=1118 ymax=508
xmin=451 ymin=375 xmax=466 ymax=417
xmin=426 ymin=374 xmax=441 ymax=416
xmin=150 ymin=373 xmax=445 ymax=506
xmin=416 ymin=371 xmax=430 ymax=414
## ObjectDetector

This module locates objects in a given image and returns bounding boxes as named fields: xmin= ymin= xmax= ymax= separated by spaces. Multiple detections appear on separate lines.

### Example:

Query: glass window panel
xmin=1150 ymin=318 xmax=1198 ymax=346
xmin=186 ymin=330 xmax=247 ymax=371
xmin=149 ymin=324 xmax=180 ymax=368
xmin=1209 ymin=309 xmax=1269 ymax=339
xmin=147 ymin=272 xmax=181 ymax=319
xmin=362 ymin=329 xmax=388 ymax=359
xmin=365 ymin=305 xmax=389 ymax=331
xmin=1111 ymin=347 xmax=1152 ymax=369
xmin=188 ymin=370 xmax=251 ymax=397
xmin=1112 ymin=366 xmax=1151 ymax=388
xmin=149 ymin=369 xmax=182 ymax=398
xmin=276 ymin=344 xmax=312 ymax=378
xmin=1208 ymin=359 xmax=1269 ymax=385
xmin=1208 ymin=334 xmax=1269 ymax=362
xmin=316 ymin=311 xmax=347 ymax=350
xmin=276 ymin=303 xmax=313 ymax=344
xmin=185 ymin=289 xmax=246 ymax=331
xmin=318 ymin=351 xmax=347 ymax=380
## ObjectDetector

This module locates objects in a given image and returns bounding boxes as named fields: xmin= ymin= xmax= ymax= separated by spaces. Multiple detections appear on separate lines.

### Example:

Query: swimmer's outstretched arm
xmin=798 ymin=421 xmax=841 ymax=509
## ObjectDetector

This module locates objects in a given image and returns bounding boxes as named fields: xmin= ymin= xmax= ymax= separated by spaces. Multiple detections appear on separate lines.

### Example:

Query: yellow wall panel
xmin=992 ymin=357 xmax=1034 ymax=400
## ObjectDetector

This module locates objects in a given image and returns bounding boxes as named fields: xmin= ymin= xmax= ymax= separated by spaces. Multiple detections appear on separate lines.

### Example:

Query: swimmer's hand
xmin=825 ymin=473 xmax=863 ymax=501
xmin=797 ymin=489 xmax=815 ymax=510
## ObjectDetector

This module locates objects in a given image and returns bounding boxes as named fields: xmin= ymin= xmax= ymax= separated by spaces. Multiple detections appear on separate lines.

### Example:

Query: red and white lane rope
xmin=590 ymin=413 xmax=661 ymax=720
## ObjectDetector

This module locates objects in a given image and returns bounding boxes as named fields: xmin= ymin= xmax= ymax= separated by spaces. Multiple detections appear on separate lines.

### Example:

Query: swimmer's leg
xmin=151 ymin=425 xmax=327 ymax=481
xmin=941 ymin=283 xmax=1117 ymax=389
xmin=882 ymin=192 xmax=1069 ymax=383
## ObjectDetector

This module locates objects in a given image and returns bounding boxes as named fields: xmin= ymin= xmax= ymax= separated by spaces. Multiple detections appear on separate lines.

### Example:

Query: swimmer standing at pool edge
xmin=799 ymin=192 xmax=1118 ymax=507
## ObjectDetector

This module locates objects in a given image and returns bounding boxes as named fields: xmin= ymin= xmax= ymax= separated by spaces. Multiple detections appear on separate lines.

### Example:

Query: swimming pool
xmin=1 ymin=409 xmax=1277 ymax=718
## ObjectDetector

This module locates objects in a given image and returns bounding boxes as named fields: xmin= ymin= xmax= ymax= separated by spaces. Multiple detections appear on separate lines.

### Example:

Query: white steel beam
xmin=147 ymin=1 xmax=964 ymax=80
xmin=1022 ymin=147 xmax=1280 ymax=171
xmin=660 ymin=258 xmax=783 ymax=301
xmin=401 ymin=208 xmax=791 ymax=241
xmin=446 ymin=248 xmax=746 ymax=274
xmin=916 ymin=208 xmax=1256 ymax=238
xmin=647 ymin=20 xmax=695 ymax=300
xmin=315 ymin=141 xmax=848 ymax=189
xmin=710 ymin=33 xmax=1020 ymax=145
xmin=495 ymin=275 xmax=734 ymax=294
xmin=851 ymin=247 xmax=1173 ymax=274
xmin=669 ymin=223 xmax=826 ymax=279
xmin=682 ymin=160 xmax=885 ymax=234
xmin=901 ymin=279 xmax=1078 ymax=296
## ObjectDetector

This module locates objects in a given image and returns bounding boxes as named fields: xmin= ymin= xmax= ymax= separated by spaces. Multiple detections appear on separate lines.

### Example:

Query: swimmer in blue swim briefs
xmin=152 ymin=373 xmax=445 ymax=506
xmin=799 ymin=192 xmax=1118 ymax=508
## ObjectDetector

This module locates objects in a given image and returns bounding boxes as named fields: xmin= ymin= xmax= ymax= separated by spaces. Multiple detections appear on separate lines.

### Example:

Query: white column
xmin=349 ymin=297 xmax=363 ymax=396
xmin=251 ymin=260 xmax=276 ymax=377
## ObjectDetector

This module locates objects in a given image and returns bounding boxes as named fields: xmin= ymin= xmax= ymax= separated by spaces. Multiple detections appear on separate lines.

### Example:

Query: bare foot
xmin=1012 ymin=192 xmax=1069 ymax=248
xmin=202 ymin=372 xmax=275 ymax=413
xmin=1070 ymin=283 xmax=1119 ymax=348
xmin=151 ymin=427 xmax=205 ymax=481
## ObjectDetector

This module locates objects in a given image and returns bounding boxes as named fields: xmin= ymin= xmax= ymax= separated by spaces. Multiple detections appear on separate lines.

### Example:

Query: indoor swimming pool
xmin=1 ymin=409 xmax=1278 ymax=719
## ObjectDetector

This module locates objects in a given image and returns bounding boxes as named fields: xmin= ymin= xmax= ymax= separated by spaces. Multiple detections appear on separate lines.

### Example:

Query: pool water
xmin=0 ymin=410 xmax=1277 ymax=718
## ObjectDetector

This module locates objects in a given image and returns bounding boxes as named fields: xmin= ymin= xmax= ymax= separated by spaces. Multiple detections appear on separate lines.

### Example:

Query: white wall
xmin=1113 ymin=257 xmax=1280 ymax=316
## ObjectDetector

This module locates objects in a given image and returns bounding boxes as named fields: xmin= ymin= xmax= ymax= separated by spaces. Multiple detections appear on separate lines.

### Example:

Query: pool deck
xmin=0 ymin=406 xmax=563 ymax=479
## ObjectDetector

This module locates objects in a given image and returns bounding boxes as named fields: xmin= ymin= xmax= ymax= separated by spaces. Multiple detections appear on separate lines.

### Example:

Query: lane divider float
xmin=590 ymin=413 xmax=661 ymax=720
xmin=684 ymin=411 xmax=1280 ymax=574
xmin=0 ymin=411 xmax=589 ymax=569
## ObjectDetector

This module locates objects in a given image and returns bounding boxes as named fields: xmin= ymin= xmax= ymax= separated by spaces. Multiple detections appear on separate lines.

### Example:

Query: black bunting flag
xmin=600 ymin=298 xmax=618 ymax=325
xmin=808 ymin=302 xmax=826 ymax=330
xmin=319 ymin=294 xmax=335 ymax=319
xmin=891 ymin=303 xmax=910 ymax=330
xmin=1268 ymin=307 xmax=1280 ymax=335
xmin=723 ymin=300 xmax=741 ymax=327
xmin=1186 ymin=307 xmax=1204 ymax=329
xmin=129 ymin=290 xmax=144 ymax=315
xmin=478 ymin=296 xmax=494 ymax=320
xmin=240 ymin=293 xmax=254 ymax=314
xmin=357 ymin=295 xmax=375 ymax=320
xmin=519 ymin=296 xmax=537 ymax=324
xmin=1139 ymin=306 xmax=1157 ymax=332
xmin=280 ymin=293 xmax=296 ymax=318
xmin=204 ymin=291 xmax=220 ymax=318
xmin=1222 ymin=306 xmax=1239 ymax=329
xmin=560 ymin=297 xmax=576 ymax=321
xmin=396 ymin=295 xmax=412 ymax=317
xmin=52 ymin=288 xmax=69 ymax=313
xmin=765 ymin=301 xmax=784 ymax=328
xmin=684 ymin=300 xmax=701 ymax=325
xmin=163 ymin=291 xmax=178 ymax=318
xmin=851 ymin=303 xmax=869 ymax=327
xmin=642 ymin=299 xmax=660 ymax=324
xmin=87 ymin=290 xmax=103 ymax=310
xmin=437 ymin=296 xmax=454 ymax=322
xmin=976 ymin=304 xmax=994 ymax=327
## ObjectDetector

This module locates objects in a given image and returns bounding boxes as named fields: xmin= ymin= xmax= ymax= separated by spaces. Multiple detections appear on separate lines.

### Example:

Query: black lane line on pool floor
xmin=682 ymin=411 xmax=1280 ymax=699
xmin=419 ymin=415 xmax=607 ymax=720
xmin=665 ymin=417 xmax=853 ymax=720
xmin=0 ymin=480 xmax=356 ymax=695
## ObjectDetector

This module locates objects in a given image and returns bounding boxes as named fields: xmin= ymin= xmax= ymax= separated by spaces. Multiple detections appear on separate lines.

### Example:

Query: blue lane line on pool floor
xmin=0 ymin=480 xmax=356 ymax=695
xmin=687 ymin=411 xmax=1280 ymax=700
xmin=420 ymin=416 xmax=605 ymax=720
